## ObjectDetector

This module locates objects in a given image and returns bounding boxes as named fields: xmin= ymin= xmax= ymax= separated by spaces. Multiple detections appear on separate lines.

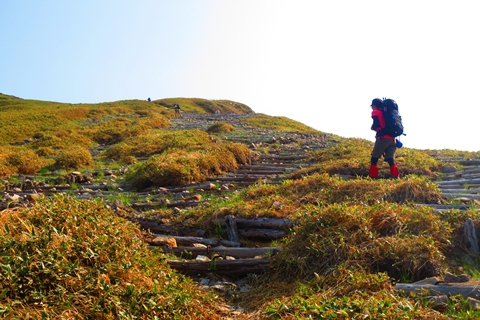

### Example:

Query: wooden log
xmin=259 ymin=155 xmax=307 ymax=160
xmin=416 ymin=204 xmax=469 ymax=210
xmin=458 ymin=160 xmax=480 ymax=166
xmin=437 ymin=178 xmax=480 ymax=185
xmin=252 ymin=162 xmax=311 ymax=168
xmin=206 ymin=176 xmax=258 ymax=182
xmin=239 ymin=165 xmax=287 ymax=170
xmin=157 ymin=235 xmax=241 ymax=247
xmin=239 ymin=228 xmax=287 ymax=239
xmin=236 ymin=170 xmax=286 ymax=175
xmin=159 ymin=183 xmax=217 ymax=193
xmin=131 ymin=219 xmax=205 ymax=237
xmin=436 ymin=185 xmax=466 ymax=189
xmin=160 ymin=246 xmax=282 ymax=259
xmin=220 ymin=239 xmax=241 ymax=247
xmin=131 ymin=201 xmax=203 ymax=211
xmin=131 ymin=219 xmax=175 ymax=234
xmin=167 ymin=257 xmax=271 ymax=276
xmin=395 ymin=283 xmax=480 ymax=299
xmin=442 ymin=170 xmax=480 ymax=176
xmin=225 ymin=215 xmax=239 ymax=243
xmin=170 ymin=236 xmax=220 ymax=247
xmin=441 ymin=189 xmax=480 ymax=194
xmin=215 ymin=217 xmax=295 ymax=230
xmin=234 ymin=181 xmax=259 ymax=186
xmin=464 ymin=219 xmax=479 ymax=254
xmin=441 ymin=193 xmax=480 ymax=200
xmin=165 ymin=201 xmax=203 ymax=208
xmin=133 ymin=217 xmax=292 ymax=240
xmin=437 ymin=180 xmax=479 ymax=186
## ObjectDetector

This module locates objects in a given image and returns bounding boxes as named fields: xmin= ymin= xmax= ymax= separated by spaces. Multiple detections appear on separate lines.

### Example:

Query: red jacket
xmin=371 ymin=109 xmax=394 ymax=139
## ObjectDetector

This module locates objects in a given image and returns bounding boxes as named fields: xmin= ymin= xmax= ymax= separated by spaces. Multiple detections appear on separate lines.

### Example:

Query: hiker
xmin=147 ymin=97 xmax=151 ymax=102
xmin=369 ymin=98 xmax=399 ymax=179
xmin=174 ymin=104 xmax=183 ymax=118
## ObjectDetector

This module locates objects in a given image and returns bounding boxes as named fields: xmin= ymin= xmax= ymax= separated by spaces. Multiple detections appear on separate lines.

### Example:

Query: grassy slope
xmin=1 ymin=93 xmax=480 ymax=318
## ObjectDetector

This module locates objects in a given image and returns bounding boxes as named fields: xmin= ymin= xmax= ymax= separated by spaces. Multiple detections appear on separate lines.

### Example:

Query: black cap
xmin=371 ymin=98 xmax=383 ymax=107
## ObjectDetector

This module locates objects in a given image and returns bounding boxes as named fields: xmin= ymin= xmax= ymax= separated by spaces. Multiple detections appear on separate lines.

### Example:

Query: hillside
xmin=1 ymin=93 xmax=480 ymax=319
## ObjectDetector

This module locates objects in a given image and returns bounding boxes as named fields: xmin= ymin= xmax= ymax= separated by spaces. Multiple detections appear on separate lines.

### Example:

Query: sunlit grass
xmin=241 ymin=113 xmax=326 ymax=134
xmin=0 ymin=195 xmax=228 ymax=319
xmin=206 ymin=121 xmax=236 ymax=134
xmin=1 ymin=93 xmax=479 ymax=318
xmin=154 ymin=97 xmax=253 ymax=114
xmin=294 ymin=138 xmax=443 ymax=178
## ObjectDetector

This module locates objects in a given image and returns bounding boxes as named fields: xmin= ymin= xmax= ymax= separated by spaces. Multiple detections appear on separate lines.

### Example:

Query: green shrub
xmin=102 ymin=129 xmax=214 ymax=161
xmin=0 ymin=195 xmax=227 ymax=319
xmin=246 ymin=173 xmax=444 ymax=206
xmin=126 ymin=143 xmax=248 ymax=189
xmin=35 ymin=146 xmax=56 ymax=157
xmin=0 ymin=147 xmax=52 ymax=177
xmin=206 ymin=122 xmax=236 ymax=134
xmin=299 ymin=138 xmax=442 ymax=178
xmin=54 ymin=146 xmax=93 ymax=170
xmin=5 ymin=148 xmax=52 ymax=175
xmin=222 ymin=142 xmax=251 ymax=164
xmin=272 ymin=203 xmax=449 ymax=282
xmin=102 ymin=129 xmax=251 ymax=169
xmin=0 ymin=162 xmax=14 ymax=179
xmin=242 ymin=114 xmax=321 ymax=134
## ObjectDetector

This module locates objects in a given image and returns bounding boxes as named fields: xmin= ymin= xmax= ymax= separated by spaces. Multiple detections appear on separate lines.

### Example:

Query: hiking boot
xmin=390 ymin=164 xmax=399 ymax=179
xmin=369 ymin=164 xmax=379 ymax=178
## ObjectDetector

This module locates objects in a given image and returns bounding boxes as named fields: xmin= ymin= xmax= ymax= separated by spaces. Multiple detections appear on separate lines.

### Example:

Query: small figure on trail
xmin=369 ymin=98 xmax=399 ymax=179
xmin=147 ymin=97 xmax=151 ymax=102
xmin=174 ymin=104 xmax=183 ymax=118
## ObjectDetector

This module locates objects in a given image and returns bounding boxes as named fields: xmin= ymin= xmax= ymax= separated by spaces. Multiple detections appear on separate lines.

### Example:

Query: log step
xmin=160 ymin=246 xmax=281 ymax=259
xmin=167 ymin=257 xmax=271 ymax=276
xmin=396 ymin=283 xmax=480 ymax=299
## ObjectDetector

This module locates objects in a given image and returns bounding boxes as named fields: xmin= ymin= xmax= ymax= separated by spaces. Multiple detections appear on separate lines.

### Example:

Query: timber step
xmin=167 ymin=257 xmax=271 ymax=276
xmin=420 ymin=157 xmax=480 ymax=212
xmin=140 ymin=215 xmax=291 ymax=276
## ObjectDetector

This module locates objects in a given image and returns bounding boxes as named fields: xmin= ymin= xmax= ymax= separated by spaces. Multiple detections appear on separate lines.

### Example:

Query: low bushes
xmin=206 ymin=122 xmax=236 ymax=134
xmin=0 ymin=195 xmax=227 ymax=319
xmin=102 ymin=129 xmax=216 ymax=162
xmin=295 ymin=138 xmax=442 ymax=178
xmin=54 ymin=146 xmax=93 ymax=170
xmin=246 ymin=173 xmax=444 ymax=206
xmin=126 ymin=143 xmax=250 ymax=189
xmin=241 ymin=114 xmax=321 ymax=134
xmin=233 ymin=198 xmax=453 ymax=319
xmin=0 ymin=147 xmax=53 ymax=178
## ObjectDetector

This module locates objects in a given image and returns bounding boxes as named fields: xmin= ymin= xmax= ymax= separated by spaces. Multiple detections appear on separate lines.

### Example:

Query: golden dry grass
xmin=0 ymin=195 xmax=232 ymax=319
xmin=1 ymin=93 xmax=479 ymax=318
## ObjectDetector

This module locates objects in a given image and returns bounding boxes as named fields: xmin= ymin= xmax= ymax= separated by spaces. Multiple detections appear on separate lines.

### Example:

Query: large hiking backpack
xmin=382 ymin=98 xmax=404 ymax=137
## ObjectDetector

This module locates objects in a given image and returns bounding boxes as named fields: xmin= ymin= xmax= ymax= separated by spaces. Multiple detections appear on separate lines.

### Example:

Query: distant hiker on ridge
xmin=369 ymin=98 xmax=400 ymax=179
xmin=174 ymin=104 xmax=183 ymax=118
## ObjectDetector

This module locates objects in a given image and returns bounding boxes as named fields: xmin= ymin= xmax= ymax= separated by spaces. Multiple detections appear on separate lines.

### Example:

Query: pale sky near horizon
xmin=1 ymin=1 xmax=479 ymax=151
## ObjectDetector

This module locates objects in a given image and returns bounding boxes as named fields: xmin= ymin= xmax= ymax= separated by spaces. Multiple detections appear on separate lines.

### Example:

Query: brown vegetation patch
xmin=54 ymin=146 xmax=94 ymax=170
xmin=0 ymin=195 xmax=230 ymax=319
xmin=246 ymin=173 xmax=444 ymax=206
xmin=269 ymin=203 xmax=449 ymax=283
xmin=0 ymin=147 xmax=53 ymax=178
xmin=296 ymin=138 xmax=442 ymax=179
xmin=126 ymin=142 xmax=251 ymax=189
xmin=206 ymin=121 xmax=236 ymax=134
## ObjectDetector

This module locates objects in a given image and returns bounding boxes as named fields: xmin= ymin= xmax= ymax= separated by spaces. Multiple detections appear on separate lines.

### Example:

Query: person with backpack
xmin=174 ymin=104 xmax=183 ymax=118
xmin=369 ymin=98 xmax=400 ymax=179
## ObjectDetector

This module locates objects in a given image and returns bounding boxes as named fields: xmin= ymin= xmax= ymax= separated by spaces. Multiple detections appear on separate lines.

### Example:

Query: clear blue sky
xmin=1 ymin=1 xmax=479 ymax=151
